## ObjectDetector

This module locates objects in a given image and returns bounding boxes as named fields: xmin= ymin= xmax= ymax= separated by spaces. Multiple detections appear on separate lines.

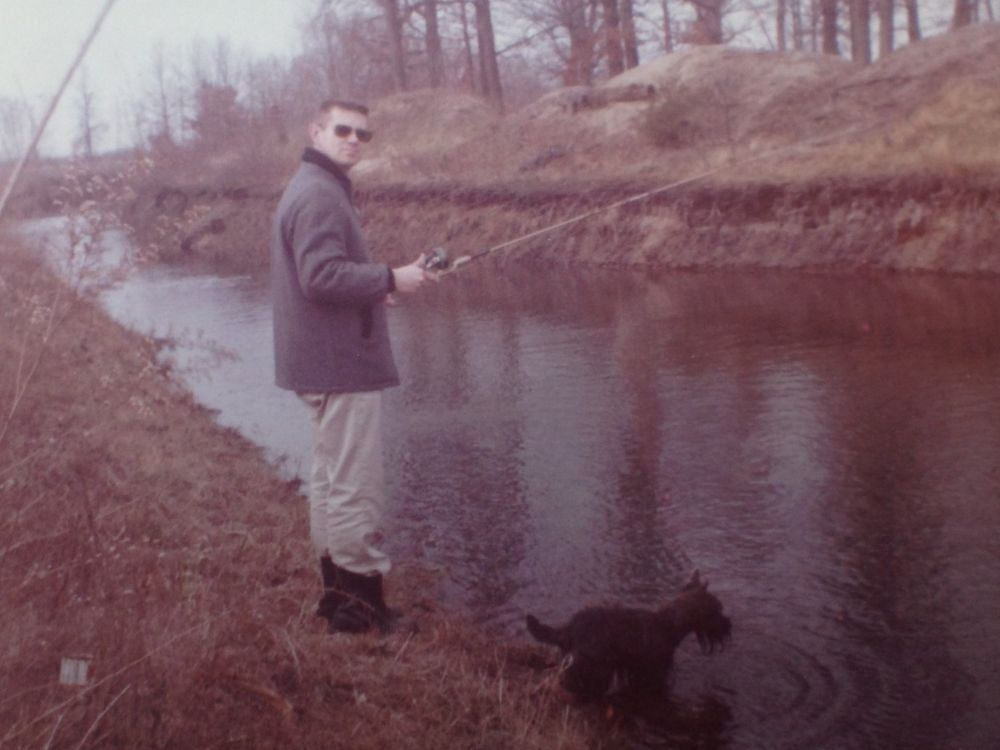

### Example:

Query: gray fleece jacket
xmin=271 ymin=149 xmax=400 ymax=393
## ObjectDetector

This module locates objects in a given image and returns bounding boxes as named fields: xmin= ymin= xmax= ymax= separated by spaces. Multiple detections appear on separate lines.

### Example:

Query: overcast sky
xmin=0 ymin=0 xmax=308 ymax=156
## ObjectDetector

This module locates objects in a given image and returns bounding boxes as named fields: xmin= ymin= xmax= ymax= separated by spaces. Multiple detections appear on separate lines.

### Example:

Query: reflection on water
xmin=102 ymin=258 xmax=1000 ymax=750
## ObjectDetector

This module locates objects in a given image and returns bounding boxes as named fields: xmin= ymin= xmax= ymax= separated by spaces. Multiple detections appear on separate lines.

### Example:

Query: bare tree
xmin=790 ymin=0 xmax=804 ymax=50
xmin=213 ymin=36 xmax=236 ymax=88
xmin=621 ymin=0 xmax=639 ymax=67
xmin=684 ymin=0 xmax=727 ymax=44
xmin=457 ymin=0 xmax=480 ymax=91
xmin=311 ymin=1 xmax=345 ymax=93
xmin=952 ymin=0 xmax=975 ymax=27
xmin=903 ymin=0 xmax=921 ymax=40
xmin=850 ymin=0 xmax=872 ymax=64
xmin=661 ymin=0 xmax=675 ymax=51
xmin=424 ymin=0 xmax=445 ymax=87
xmin=602 ymin=0 xmax=626 ymax=75
xmin=0 ymin=98 xmax=34 ymax=162
xmin=474 ymin=0 xmax=504 ymax=106
xmin=148 ymin=42 xmax=176 ymax=144
xmin=877 ymin=0 xmax=894 ymax=57
xmin=519 ymin=0 xmax=601 ymax=86
xmin=820 ymin=0 xmax=840 ymax=54
xmin=188 ymin=35 xmax=241 ymax=90
xmin=244 ymin=56 xmax=294 ymax=145
xmin=777 ymin=0 xmax=787 ymax=50
xmin=74 ymin=68 xmax=103 ymax=158
xmin=560 ymin=0 xmax=600 ymax=85
xmin=380 ymin=0 xmax=409 ymax=91
xmin=776 ymin=0 xmax=808 ymax=51
xmin=188 ymin=82 xmax=243 ymax=149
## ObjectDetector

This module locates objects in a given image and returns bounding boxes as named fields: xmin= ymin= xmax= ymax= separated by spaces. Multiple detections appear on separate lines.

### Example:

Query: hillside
xmin=118 ymin=23 xmax=1000 ymax=275
xmin=359 ymin=23 xmax=1000 ymax=185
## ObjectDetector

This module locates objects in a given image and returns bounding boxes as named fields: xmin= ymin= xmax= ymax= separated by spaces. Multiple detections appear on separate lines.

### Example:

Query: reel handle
xmin=422 ymin=246 xmax=450 ymax=271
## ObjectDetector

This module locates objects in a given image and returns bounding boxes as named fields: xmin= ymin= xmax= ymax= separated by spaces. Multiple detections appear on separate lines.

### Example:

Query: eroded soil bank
xmin=130 ymin=173 xmax=1000 ymax=277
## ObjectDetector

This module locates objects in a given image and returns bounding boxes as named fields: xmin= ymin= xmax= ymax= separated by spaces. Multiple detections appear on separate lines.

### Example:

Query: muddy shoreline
xmin=128 ymin=173 xmax=1000 ymax=277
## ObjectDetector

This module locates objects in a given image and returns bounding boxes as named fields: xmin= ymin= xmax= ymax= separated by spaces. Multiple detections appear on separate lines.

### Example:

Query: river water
xmin=95 ymin=245 xmax=1000 ymax=749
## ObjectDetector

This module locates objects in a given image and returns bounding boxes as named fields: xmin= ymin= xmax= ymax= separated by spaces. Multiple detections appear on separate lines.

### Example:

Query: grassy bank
xmin=0 ymin=233 xmax=618 ymax=749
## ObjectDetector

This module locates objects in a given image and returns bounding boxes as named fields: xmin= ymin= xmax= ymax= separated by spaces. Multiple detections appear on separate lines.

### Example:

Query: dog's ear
xmin=688 ymin=570 xmax=710 ymax=591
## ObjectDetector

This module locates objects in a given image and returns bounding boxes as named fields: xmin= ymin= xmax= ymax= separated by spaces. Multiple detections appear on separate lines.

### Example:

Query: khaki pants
xmin=298 ymin=391 xmax=390 ymax=575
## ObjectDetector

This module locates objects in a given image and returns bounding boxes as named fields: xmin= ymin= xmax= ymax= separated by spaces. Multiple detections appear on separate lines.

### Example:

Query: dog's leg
xmin=628 ymin=662 xmax=670 ymax=695
xmin=563 ymin=652 xmax=615 ymax=702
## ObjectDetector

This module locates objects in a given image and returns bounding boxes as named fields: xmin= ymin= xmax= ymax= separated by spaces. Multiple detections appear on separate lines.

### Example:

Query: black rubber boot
xmin=327 ymin=567 xmax=389 ymax=634
xmin=357 ymin=573 xmax=418 ymax=635
xmin=316 ymin=554 xmax=345 ymax=621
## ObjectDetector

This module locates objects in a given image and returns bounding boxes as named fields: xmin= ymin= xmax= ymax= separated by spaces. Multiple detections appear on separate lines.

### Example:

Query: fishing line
xmin=431 ymin=118 xmax=893 ymax=274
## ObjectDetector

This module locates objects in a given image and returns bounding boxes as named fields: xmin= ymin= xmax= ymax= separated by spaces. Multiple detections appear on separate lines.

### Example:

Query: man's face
xmin=310 ymin=107 xmax=371 ymax=170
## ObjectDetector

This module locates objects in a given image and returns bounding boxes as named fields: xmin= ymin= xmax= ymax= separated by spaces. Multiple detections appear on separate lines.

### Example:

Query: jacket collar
xmin=302 ymin=147 xmax=353 ymax=201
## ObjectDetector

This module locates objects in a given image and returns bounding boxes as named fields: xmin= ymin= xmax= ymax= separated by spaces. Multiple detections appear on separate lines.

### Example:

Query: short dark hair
xmin=317 ymin=99 xmax=369 ymax=120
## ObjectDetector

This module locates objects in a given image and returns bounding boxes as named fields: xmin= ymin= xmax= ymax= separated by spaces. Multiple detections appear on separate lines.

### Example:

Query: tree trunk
xmin=777 ymin=0 xmax=787 ymax=51
xmin=381 ymin=0 xmax=408 ymax=91
xmin=621 ymin=0 xmax=640 ymax=68
xmin=457 ymin=1 xmax=478 ymax=92
xmin=564 ymin=0 xmax=597 ymax=86
xmin=878 ymin=0 xmax=894 ymax=57
xmin=76 ymin=69 xmax=97 ymax=159
xmin=791 ymin=0 xmax=804 ymax=50
xmin=689 ymin=0 xmax=725 ymax=44
xmin=850 ymin=0 xmax=872 ymax=64
xmin=821 ymin=0 xmax=840 ymax=54
xmin=662 ymin=0 xmax=674 ymax=52
xmin=151 ymin=43 xmax=173 ymax=141
xmin=952 ymin=0 xmax=975 ymax=27
xmin=318 ymin=9 xmax=340 ymax=95
xmin=808 ymin=0 xmax=820 ymax=52
xmin=473 ymin=0 xmax=503 ymax=107
xmin=904 ymin=0 xmax=921 ymax=39
xmin=602 ymin=0 xmax=625 ymax=76
xmin=425 ymin=0 xmax=444 ymax=87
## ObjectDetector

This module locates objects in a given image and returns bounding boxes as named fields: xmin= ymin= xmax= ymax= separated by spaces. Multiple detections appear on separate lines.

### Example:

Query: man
xmin=271 ymin=99 xmax=435 ymax=634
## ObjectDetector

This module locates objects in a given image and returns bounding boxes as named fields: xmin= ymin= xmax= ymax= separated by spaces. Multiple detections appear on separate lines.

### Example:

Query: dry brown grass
xmin=352 ymin=24 xmax=1000 ymax=187
xmin=0 ymin=235 xmax=621 ymax=749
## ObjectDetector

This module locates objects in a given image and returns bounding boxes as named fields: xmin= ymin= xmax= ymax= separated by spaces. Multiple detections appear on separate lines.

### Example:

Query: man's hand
xmin=391 ymin=254 xmax=440 ymax=293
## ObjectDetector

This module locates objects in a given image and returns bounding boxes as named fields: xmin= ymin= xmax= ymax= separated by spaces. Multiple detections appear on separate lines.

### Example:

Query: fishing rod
xmin=421 ymin=118 xmax=890 ymax=274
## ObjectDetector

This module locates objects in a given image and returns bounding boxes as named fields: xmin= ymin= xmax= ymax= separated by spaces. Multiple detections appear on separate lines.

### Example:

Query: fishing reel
xmin=422 ymin=246 xmax=450 ymax=271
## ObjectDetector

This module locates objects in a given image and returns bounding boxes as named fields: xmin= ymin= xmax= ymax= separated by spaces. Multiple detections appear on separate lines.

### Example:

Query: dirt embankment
xmin=129 ymin=171 xmax=1000 ymax=278
xmin=362 ymin=174 xmax=1000 ymax=274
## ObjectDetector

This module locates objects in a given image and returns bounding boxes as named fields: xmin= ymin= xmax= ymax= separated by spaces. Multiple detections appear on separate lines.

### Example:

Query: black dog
xmin=525 ymin=571 xmax=731 ymax=702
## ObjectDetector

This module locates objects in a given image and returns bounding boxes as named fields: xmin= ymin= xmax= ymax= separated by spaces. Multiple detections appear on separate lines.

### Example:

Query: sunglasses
xmin=333 ymin=124 xmax=374 ymax=143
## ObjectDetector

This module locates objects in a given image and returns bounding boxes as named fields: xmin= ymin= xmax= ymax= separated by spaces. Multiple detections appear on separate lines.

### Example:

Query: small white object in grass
xmin=59 ymin=656 xmax=91 ymax=686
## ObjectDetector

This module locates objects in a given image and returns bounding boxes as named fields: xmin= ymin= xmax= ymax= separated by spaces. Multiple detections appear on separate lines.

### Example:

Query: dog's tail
xmin=525 ymin=614 xmax=570 ymax=650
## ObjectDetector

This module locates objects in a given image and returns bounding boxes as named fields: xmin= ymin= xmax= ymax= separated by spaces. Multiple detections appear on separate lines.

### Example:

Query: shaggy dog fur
xmin=525 ymin=572 xmax=731 ymax=702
